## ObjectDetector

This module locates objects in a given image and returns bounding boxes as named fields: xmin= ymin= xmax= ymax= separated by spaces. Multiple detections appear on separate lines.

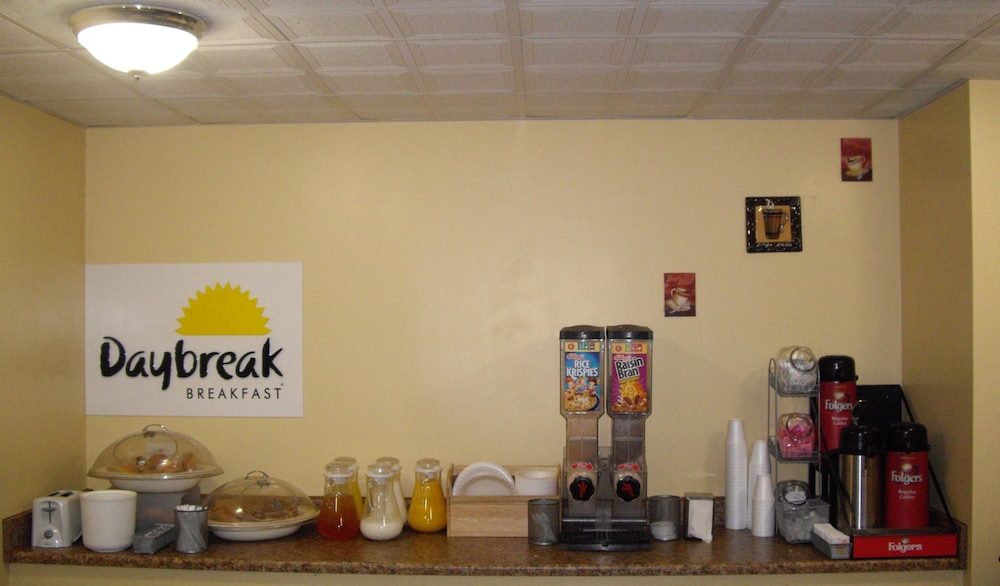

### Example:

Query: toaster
xmin=32 ymin=490 xmax=83 ymax=548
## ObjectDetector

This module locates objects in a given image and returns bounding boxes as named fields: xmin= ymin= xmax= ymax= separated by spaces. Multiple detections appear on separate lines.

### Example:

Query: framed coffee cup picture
xmin=745 ymin=196 xmax=802 ymax=253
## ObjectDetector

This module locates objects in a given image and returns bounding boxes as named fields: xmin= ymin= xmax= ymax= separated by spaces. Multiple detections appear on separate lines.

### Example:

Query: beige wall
xmin=2 ymin=101 xmax=972 ymax=584
xmin=0 ymin=96 xmax=86 ymax=586
xmin=899 ymin=85 xmax=974 ymax=522
xmin=968 ymin=81 xmax=1000 ymax=585
xmin=82 ymin=119 xmax=902 ymax=499
xmin=899 ymin=81 xmax=1000 ymax=586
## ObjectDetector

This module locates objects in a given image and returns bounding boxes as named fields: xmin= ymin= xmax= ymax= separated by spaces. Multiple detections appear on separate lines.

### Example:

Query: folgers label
xmin=818 ymin=356 xmax=857 ymax=455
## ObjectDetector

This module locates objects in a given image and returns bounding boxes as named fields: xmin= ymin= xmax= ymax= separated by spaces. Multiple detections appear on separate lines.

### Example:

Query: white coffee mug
xmin=81 ymin=490 xmax=137 ymax=552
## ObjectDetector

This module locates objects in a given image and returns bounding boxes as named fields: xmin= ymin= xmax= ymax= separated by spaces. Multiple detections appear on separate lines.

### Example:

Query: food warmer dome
xmin=88 ymin=424 xmax=223 ymax=493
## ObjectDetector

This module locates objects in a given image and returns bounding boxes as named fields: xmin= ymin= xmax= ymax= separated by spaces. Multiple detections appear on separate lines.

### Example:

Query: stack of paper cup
xmin=747 ymin=439 xmax=770 ymax=531
xmin=725 ymin=419 xmax=748 ymax=530
xmin=751 ymin=473 xmax=775 ymax=537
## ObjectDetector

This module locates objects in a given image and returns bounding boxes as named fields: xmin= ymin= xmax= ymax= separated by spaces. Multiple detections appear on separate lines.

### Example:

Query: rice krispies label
xmin=562 ymin=340 xmax=602 ymax=413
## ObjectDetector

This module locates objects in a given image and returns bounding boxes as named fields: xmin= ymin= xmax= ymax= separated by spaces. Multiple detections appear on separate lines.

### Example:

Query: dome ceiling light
xmin=69 ymin=4 xmax=206 ymax=79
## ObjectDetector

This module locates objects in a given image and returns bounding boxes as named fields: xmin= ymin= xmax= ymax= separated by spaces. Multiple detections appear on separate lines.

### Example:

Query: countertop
xmin=3 ymin=509 xmax=966 ymax=577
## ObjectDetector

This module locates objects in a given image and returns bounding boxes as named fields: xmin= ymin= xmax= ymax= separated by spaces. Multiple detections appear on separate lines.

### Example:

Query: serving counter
xmin=3 ymin=507 xmax=965 ymax=578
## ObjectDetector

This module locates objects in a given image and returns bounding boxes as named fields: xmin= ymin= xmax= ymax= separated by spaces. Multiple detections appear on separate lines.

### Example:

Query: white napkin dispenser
xmin=32 ymin=490 xmax=83 ymax=548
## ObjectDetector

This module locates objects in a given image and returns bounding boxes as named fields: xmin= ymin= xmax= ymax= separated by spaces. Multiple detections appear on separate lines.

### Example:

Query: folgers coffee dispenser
xmin=818 ymin=356 xmax=857 ymax=457
xmin=884 ymin=422 xmax=930 ymax=529
xmin=559 ymin=325 xmax=653 ymax=550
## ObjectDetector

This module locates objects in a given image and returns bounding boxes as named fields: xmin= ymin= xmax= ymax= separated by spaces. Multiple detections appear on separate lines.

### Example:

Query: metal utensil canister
xmin=174 ymin=504 xmax=209 ymax=553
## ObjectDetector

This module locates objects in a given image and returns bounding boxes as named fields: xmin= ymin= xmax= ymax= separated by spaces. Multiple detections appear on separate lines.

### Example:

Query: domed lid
xmin=819 ymin=355 xmax=856 ymax=382
xmin=887 ymin=422 xmax=930 ymax=452
xmin=415 ymin=458 xmax=441 ymax=474
xmin=88 ymin=424 xmax=222 ymax=484
xmin=205 ymin=470 xmax=318 ymax=527
xmin=838 ymin=424 xmax=882 ymax=456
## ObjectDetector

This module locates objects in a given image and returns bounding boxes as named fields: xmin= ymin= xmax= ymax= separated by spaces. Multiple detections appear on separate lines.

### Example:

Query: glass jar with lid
xmin=329 ymin=456 xmax=363 ymax=519
xmin=318 ymin=460 xmax=361 ymax=540
xmin=407 ymin=458 xmax=447 ymax=533
xmin=375 ymin=456 xmax=408 ymax=524
xmin=361 ymin=464 xmax=404 ymax=541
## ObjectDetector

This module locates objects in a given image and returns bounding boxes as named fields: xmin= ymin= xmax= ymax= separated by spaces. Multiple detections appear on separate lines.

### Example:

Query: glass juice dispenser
xmin=560 ymin=325 xmax=652 ymax=550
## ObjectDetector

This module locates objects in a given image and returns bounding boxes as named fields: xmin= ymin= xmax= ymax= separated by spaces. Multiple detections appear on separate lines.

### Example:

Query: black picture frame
xmin=746 ymin=196 xmax=802 ymax=253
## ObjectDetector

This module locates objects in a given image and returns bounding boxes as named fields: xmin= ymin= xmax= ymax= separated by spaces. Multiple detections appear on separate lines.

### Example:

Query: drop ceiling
xmin=2 ymin=0 xmax=1000 ymax=127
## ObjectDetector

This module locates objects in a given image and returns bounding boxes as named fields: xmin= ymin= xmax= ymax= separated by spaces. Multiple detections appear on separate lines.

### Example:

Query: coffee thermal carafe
xmin=836 ymin=422 xmax=882 ymax=531
xmin=884 ymin=422 xmax=930 ymax=529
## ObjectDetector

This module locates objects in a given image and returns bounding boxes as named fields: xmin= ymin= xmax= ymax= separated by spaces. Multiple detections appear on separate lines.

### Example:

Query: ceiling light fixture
xmin=69 ymin=4 xmax=206 ymax=79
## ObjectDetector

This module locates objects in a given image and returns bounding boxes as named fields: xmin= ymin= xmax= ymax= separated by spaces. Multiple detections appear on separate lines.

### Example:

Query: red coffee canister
xmin=884 ymin=422 xmax=931 ymax=529
xmin=818 ymin=355 xmax=857 ymax=456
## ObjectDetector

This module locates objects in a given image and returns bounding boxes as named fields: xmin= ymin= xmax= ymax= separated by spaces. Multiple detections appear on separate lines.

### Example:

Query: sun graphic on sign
xmin=176 ymin=283 xmax=271 ymax=335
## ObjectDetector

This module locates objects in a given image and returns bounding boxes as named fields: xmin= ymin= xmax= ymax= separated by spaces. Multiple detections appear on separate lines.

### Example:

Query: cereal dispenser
xmin=559 ymin=325 xmax=652 ymax=550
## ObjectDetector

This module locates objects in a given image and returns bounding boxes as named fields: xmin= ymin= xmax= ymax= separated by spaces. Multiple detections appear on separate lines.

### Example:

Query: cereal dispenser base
xmin=559 ymin=517 xmax=651 ymax=551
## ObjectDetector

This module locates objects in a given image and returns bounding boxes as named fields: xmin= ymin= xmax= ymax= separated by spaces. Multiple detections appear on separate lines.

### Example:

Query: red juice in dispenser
xmin=818 ymin=355 xmax=857 ymax=456
xmin=884 ymin=422 xmax=930 ymax=529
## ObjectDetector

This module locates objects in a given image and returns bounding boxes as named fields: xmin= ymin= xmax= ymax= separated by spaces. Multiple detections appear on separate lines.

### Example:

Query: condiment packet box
xmin=811 ymin=523 xmax=851 ymax=559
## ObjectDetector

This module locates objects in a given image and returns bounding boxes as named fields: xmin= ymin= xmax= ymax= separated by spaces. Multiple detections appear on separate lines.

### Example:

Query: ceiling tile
xmin=760 ymin=4 xmax=897 ymax=36
xmin=419 ymin=68 xmax=513 ymax=92
xmin=524 ymin=38 xmax=624 ymax=67
xmin=409 ymin=39 xmax=511 ymax=67
xmin=740 ymin=38 xmax=853 ymax=65
xmin=319 ymin=70 xmax=416 ymax=93
xmin=624 ymin=67 xmax=722 ymax=91
xmin=525 ymin=92 xmax=612 ymax=118
xmin=633 ymin=38 xmax=738 ymax=66
xmin=27 ymin=97 xmax=195 ymax=126
xmin=520 ymin=3 xmax=635 ymax=36
xmin=265 ymin=7 xmax=386 ymax=41
xmin=726 ymin=66 xmax=824 ymax=90
xmin=300 ymin=42 xmax=403 ymax=69
xmin=524 ymin=67 xmax=617 ymax=92
xmin=610 ymin=91 xmax=703 ymax=117
xmin=877 ymin=6 xmax=1000 ymax=37
xmin=643 ymin=3 xmax=766 ymax=35
xmin=388 ymin=5 xmax=508 ymax=37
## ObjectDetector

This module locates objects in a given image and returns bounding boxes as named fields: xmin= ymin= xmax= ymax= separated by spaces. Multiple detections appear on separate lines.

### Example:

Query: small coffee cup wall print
xmin=841 ymin=138 xmax=872 ymax=181
xmin=664 ymin=273 xmax=696 ymax=316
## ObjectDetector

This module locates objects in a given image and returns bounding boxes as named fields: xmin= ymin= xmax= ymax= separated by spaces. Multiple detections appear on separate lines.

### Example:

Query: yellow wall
xmin=0 ymin=96 xmax=86 ymax=586
xmin=82 ymin=119 xmax=903 ymax=498
xmin=899 ymin=85 xmax=974 ymax=520
xmin=968 ymin=81 xmax=1000 ymax=586
xmin=899 ymin=81 xmax=1000 ymax=586
xmin=2 ymin=102 xmax=972 ymax=584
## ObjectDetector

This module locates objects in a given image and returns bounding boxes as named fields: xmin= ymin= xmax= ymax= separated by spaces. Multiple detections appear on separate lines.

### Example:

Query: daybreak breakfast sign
xmin=86 ymin=263 xmax=303 ymax=417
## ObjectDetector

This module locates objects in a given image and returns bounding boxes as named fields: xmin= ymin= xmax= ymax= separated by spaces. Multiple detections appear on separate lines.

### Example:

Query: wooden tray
xmin=445 ymin=464 xmax=560 ymax=537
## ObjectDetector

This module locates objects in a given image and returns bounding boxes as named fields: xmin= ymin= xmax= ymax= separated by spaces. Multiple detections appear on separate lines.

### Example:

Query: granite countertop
xmin=3 ymin=510 xmax=966 ymax=577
